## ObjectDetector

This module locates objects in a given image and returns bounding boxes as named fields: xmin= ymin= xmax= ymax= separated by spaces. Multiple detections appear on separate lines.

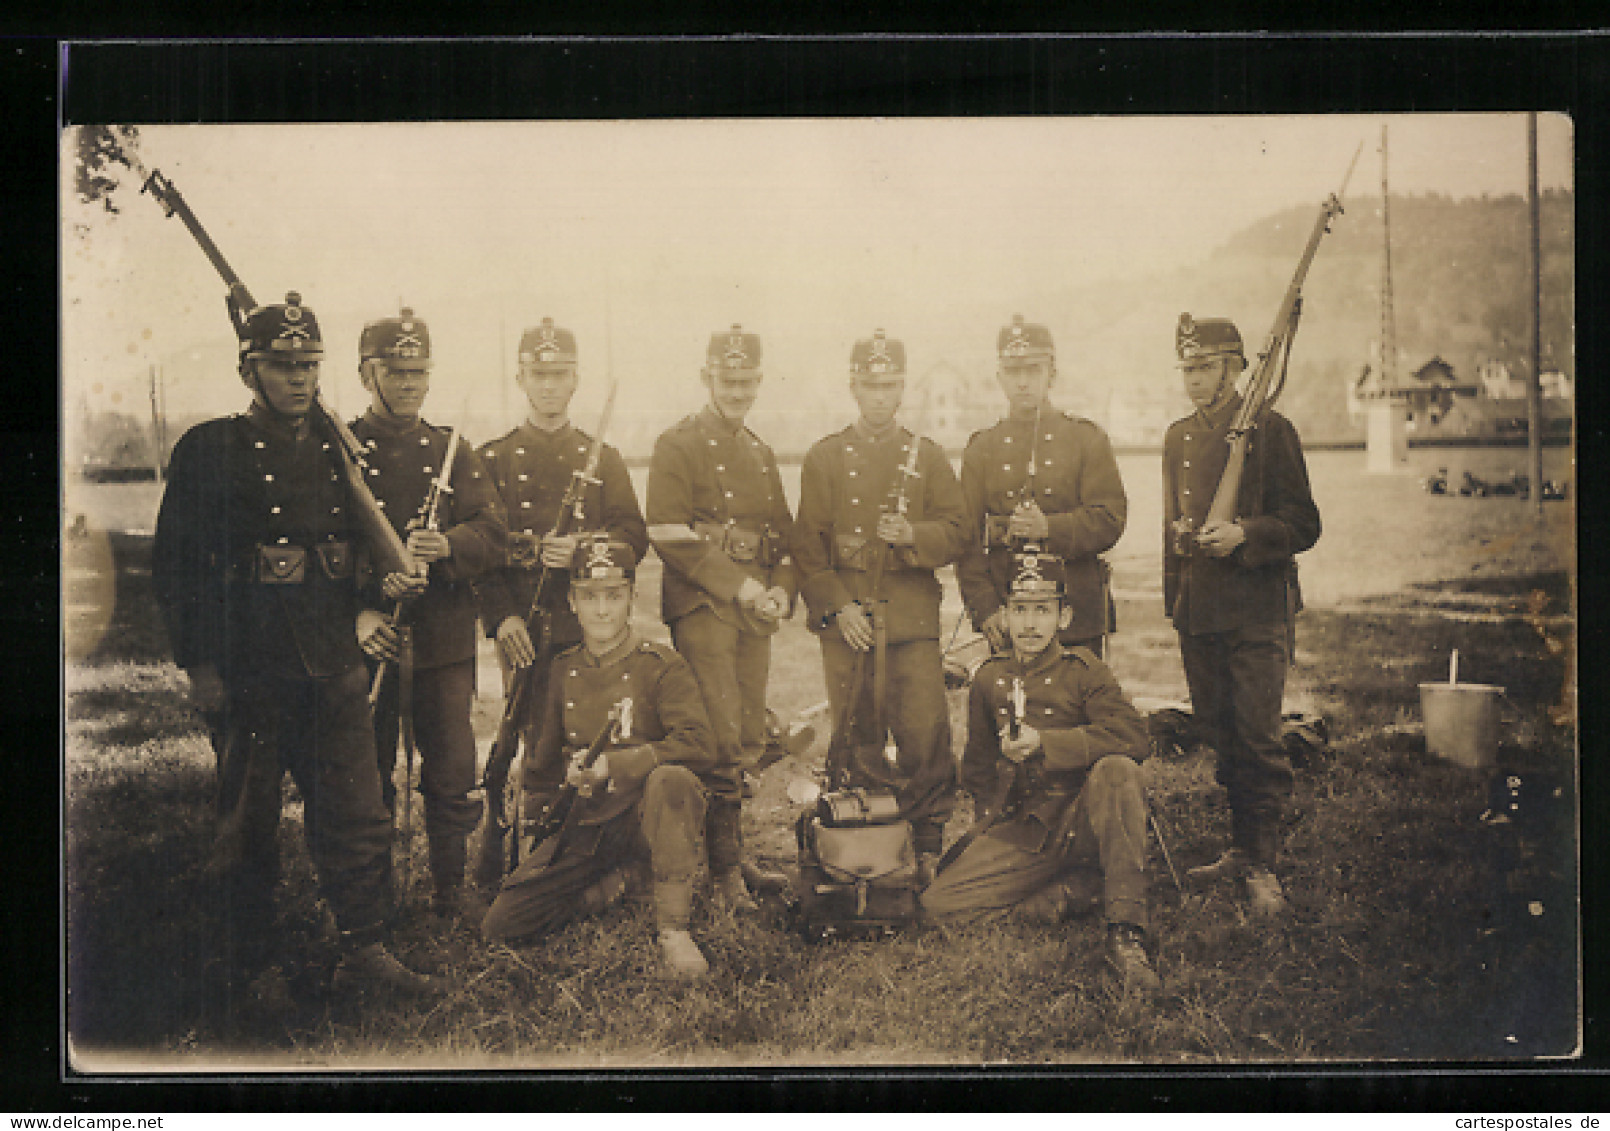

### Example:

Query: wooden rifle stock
xmin=1202 ymin=144 xmax=1361 ymax=531
xmin=522 ymin=698 xmax=628 ymax=871
xmin=141 ymin=166 xmax=418 ymax=580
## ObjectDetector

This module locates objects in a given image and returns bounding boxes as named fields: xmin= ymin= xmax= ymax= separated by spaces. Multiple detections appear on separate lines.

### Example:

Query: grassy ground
xmin=64 ymin=518 xmax=1579 ymax=1067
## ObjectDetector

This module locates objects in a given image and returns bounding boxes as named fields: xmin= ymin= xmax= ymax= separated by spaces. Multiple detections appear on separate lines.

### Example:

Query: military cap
xmin=571 ymin=536 xmax=637 ymax=583
xmin=359 ymin=305 xmax=432 ymax=369
xmin=519 ymin=318 xmax=578 ymax=366
xmin=705 ymin=324 xmax=762 ymax=371
xmin=1175 ymin=313 xmax=1244 ymax=365
xmin=997 ymin=314 xmax=1054 ymax=362
xmin=849 ymin=328 xmax=906 ymax=376
xmin=1006 ymin=549 xmax=1066 ymax=599
xmin=240 ymin=291 xmax=323 ymax=359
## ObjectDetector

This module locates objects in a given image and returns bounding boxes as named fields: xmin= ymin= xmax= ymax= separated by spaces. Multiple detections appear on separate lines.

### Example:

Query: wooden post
xmin=1527 ymin=112 xmax=1544 ymax=520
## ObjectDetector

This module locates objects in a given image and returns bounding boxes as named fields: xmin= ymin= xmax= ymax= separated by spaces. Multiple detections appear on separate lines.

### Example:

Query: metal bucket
xmin=1419 ymin=682 xmax=1504 ymax=770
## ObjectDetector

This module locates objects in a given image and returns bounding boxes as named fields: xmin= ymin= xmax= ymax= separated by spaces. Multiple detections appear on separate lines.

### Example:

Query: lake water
xmin=65 ymin=442 xmax=1574 ymax=613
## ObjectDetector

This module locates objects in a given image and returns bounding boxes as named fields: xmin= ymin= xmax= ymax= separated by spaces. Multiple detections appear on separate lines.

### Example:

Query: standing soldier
xmin=922 ymin=550 xmax=1159 ymax=992
xmin=349 ymin=306 xmax=506 ymax=922
xmin=793 ymin=329 xmax=968 ymax=875
xmin=1165 ymin=314 xmax=1321 ymax=915
xmin=473 ymin=317 xmax=648 ymax=878
xmin=152 ymin=292 xmax=437 ymax=997
xmin=957 ymin=314 xmax=1127 ymax=657
xmin=481 ymin=539 xmax=718 ymax=981
xmin=645 ymin=324 xmax=797 ymax=912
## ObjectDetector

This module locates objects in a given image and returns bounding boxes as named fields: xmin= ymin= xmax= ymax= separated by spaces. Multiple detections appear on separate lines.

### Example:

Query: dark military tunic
xmin=794 ymin=422 xmax=967 ymax=642
xmin=646 ymin=406 xmax=797 ymax=822
xmin=1161 ymin=393 xmax=1321 ymax=861
xmin=474 ymin=421 xmax=647 ymax=649
xmin=1162 ymin=394 xmax=1320 ymax=635
xmin=349 ymin=410 xmax=507 ymax=861
xmin=151 ymin=404 xmax=393 ymax=941
xmin=793 ymin=422 xmax=968 ymax=846
xmin=957 ymin=408 xmax=1127 ymax=645
xmin=646 ymin=405 xmax=797 ymax=630
xmin=351 ymin=410 xmax=507 ymax=668
xmin=922 ymin=644 xmax=1150 ymax=927
xmin=482 ymin=633 xmax=716 ymax=941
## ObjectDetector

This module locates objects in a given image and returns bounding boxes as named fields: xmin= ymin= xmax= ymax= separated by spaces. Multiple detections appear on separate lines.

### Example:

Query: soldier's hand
xmin=507 ymin=531 xmax=542 ymax=569
xmin=1008 ymin=501 xmax=1050 ymax=542
xmin=762 ymin=585 xmax=791 ymax=620
xmin=497 ymin=616 xmax=537 ymax=668
xmin=541 ymin=532 xmax=579 ymax=569
xmin=736 ymin=576 xmax=769 ymax=610
xmin=1196 ymin=521 xmax=1246 ymax=558
xmin=836 ymin=602 xmax=875 ymax=651
xmin=184 ymin=664 xmax=225 ymax=713
xmin=981 ymin=609 xmax=1011 ymax=653
xmin=407 ymin=528 xmax=452 ymax=563
xmin=381 ymin=570 xmax=430 ymax=601
xmin=357 ymin=609 xmax=403 ymax=662
xmin=566 ymin=752 xmax=610 ymax=797
xmin=999 ymin=723 xmax=1042 ymax=763
xmin=876 ymin=512 xmax=916 ymax=546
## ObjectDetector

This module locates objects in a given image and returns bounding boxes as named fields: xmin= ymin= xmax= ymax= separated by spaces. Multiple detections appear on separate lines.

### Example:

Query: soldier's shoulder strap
xmin=739 ymin=423 xmax=775 ymax=455
xmin=1063 ymin=644 xmax=1100 ymax=668
xmin=478 ymin=425 xmax=522 ymax=456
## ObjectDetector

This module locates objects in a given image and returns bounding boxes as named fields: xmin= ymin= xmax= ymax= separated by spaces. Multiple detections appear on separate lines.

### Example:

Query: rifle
xmin=1184 ymin=144 xmax=1362 ymax=545
xmin=140 ymin=168 xmax=417 ymax=580
xmin=473 ymin=379 xmax=620 ymax=888
xmin=521 ymin=698 xmax=631 ymax=872
xmin=370 ymin=424 xmax=462 ymax=705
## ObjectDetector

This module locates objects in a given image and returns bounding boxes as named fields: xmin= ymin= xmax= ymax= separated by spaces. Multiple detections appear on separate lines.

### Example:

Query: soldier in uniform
xmin=1164 ymin=314 xmax=1321 ymax=915
xmin=793 ymin=329 xmax=968 ymax=874
xmin=152 ymin=292 xmax=437 ymax=996
xmin=473 ymin=318 xmax=648 ymax=869
xmin=645 ymin=324 xmax=797 ymax=913
xmin=481 ymin=539 xmax=718 ymax=981
xmin=957 ymin=314 xmax=1127 ymax=657
xmin=921 ymin=551 xmax=1159 ymax=992
xmin=348 ymin=306 xmax=507 ymax=920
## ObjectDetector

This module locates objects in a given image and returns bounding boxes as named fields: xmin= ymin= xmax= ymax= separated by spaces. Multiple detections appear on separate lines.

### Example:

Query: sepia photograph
xmin=61 ymin=104 xmax=1578 ymax=1071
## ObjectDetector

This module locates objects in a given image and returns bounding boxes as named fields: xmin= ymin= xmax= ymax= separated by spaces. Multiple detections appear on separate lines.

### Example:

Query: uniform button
xmin=724 ymin=491 xmax=734 ymax=499
xmin=848 ymin=470 xmax=857 ymax=478
xmin=850 ymin=498 xmax=859 ymax=505
xmin=515 ymin=447 xmax=526 ymax=456
xmin=1183 ymin=461 xmax=1191 ymax=468
xmin=1043 ymin=458 xmax=1053 ymax=466
xmin=332 ymin=506 xmax=341 ymax=514
xmin=270 ymin=506 xmax=282 ymax=514
xmin=716 ymin=465 xmax=725 ymax=473
xmin=322 ymin=442 xmax=331 ymax=451
xmin=518 ymin=474 xmax=529 ymax=482
xmin=569 ymin=669 xmax=578 ymax=678
xmin=254 ymin=440 xmax=266 ymax=449
xmin=566 ymin=701 xmax=575 ymax=709
xmin=277 ymin=536 xmax=289 ymax=544
xmin=1044 ymin=708 xmax=1053 ymax=716
xmin=522 ymin=501 xmax=532 ymax=508
xmin=523 ymin=528 xmax=534 ymax=535
xmin=1183 ymin=488 xmax=1191 ymax=496
xmin=854 ymin=526 xmax=863 ymax=534
xmin=369 ymin=468 xmax=379 ymax=476
xmin=378 ymin=500 xmax=387 ymax=508
xmin=1184 ymin=434 xmax=1192 ymax=442
xmin=577 ymin=446 xmax=586 ymax=455
xmin=263 ymin=473 xmax=274 ymax=482
xmin=709 ymin=439 xmax=718 ymax=447
xmin=1004 ymin=436 xmax=1013 ymax=444
xmin=1044 ymin=433 xmax=1053 ymax=442
xmin=423 ymin=466 xmax=433 ymax=474
xmin=420 ymin=436 xmax=430 ymax=447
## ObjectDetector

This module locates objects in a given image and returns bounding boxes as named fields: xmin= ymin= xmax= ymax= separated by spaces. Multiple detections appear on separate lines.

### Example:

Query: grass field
xmin=62 ymin=447 xmax=1578 ymax=1067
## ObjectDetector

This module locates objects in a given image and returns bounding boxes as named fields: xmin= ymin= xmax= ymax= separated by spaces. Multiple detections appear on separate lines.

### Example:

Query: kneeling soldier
xmin=480 ymin=538 xmax=718 ymax=980
xmin=921 ymin=551 xmax=1160 ymax=992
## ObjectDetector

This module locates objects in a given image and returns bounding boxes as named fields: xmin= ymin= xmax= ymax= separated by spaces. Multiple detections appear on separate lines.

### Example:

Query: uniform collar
xmin=1193 ymin=391 xmax=1242 ymax=430
xmin=700 ymin=404 xmax=746 ymax=436
xmin=524 ymin=414 xmax=571 ymax=436
xmin=853 ymin=418 xmax=904 ymax=444
xmin=244 ymin=402 xmax=312 ymax=441
xmin=579 ymin=629 xmax=638 ymax=668
xmin=360 ymin=407 xmax=424 ymax=437
xmin=1008 ymin=640 xmax=1065 ymax=678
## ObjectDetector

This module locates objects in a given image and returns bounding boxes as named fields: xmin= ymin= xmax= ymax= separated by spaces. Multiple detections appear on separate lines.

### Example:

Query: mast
xmin=1379 ymin=123 xmax=1398 ymax=392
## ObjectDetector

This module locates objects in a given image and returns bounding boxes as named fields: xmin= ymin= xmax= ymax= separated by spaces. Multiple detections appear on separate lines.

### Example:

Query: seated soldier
xmin=920 ymin=550 xmax=1160 ymax=992
xmin=480 ymin=538 xmax=718 ymax=980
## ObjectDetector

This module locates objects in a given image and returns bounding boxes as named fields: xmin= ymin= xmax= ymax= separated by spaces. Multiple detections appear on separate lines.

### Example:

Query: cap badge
xmin=585 ymin=540 xmax=615 ymax=573
xmin=1177 ymin=313 xmax=1200 ymax=357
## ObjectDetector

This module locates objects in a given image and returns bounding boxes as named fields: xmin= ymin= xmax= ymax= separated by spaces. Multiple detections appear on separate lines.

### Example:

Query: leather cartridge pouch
xmin=254 ymin=543 xmax=307 ymax=585
xmin=982 ymin=513 xmax=1015 ymax=548
xmin=695 ymin=521 xmax=761 ymax=565
xmin=314 ymin=540 xmax=354 ymax=580
xmin=833 ymin=534 xmax=872 ymax=571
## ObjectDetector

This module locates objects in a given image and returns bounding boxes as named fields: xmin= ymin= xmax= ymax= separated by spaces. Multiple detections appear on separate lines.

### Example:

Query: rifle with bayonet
xmin=521 ymin=697 xmax=631 ymax=872
xmin=139 ymin=168 xmax=417 ymax=580
xmin=473 ymin=380 xmax=620 ymax=888
xmin=1174 ymin=143 xmax=1362 ymax=554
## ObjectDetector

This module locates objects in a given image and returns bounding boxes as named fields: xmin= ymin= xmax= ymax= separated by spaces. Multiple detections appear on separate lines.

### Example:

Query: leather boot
xmin=1186 ymin=846 xmax=1252 ymax=886
xmin=430 ymin=835 xmax=485 ymax=922
xmin=1244 ymin=866 xmax=1288 ymax=916
xmin=652 ymin=877 xmax=709 ymax=980
xmin=706 ymin=798 xmax=758 ymax=913
xmin=1107 ymin=923 xmax=1162 ymax=993
xmin=332 ymin=940 xmax=443 ymax=996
